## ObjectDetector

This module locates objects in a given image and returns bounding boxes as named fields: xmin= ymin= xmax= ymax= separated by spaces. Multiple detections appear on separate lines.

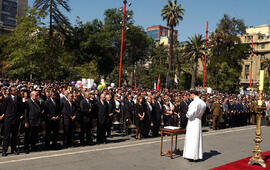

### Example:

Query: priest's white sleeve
xmin=186 ymin=104 xmax=197 ymax=119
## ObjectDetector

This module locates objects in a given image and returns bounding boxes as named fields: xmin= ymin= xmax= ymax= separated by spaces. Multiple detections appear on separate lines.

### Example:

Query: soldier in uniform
xmin=250 ymin=98 xmax=258 ymax=125
xmin=210 ymin=97 xmax=221 ymax=130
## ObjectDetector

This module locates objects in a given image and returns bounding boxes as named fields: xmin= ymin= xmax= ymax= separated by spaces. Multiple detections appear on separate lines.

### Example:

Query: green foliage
xmin=217 ymin=14 xmax=246 ymax=35
xmin=262 ymin=58 xmax=270 ymax=75
xmin=161 ymin=0 xmax=184 ymax=72
xmin=147 ymin=44 xmax=169 ymax=88
xmin=207 ymin=14 xmax=250 ymax=93
xmin=264 ymin=76 xmax=270 ymax=94
xmin=184 ymin=34 xmax=204 ymax=89
xmin=34 ymin=0 xmax=71 ymax=37
xmin=2 ymin=8 xmax=47 ymax=79
xmin=161 ymin=0 xmax=184 ymax=27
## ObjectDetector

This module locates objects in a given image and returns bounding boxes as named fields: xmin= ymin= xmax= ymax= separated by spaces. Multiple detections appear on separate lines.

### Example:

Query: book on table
xmin=164 ymin=126 xmax=180 ymax=130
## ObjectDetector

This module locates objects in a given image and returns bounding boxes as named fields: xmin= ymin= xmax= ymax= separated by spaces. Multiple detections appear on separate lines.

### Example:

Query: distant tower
xmin=0 ymin=0 xmax=28 ymax=33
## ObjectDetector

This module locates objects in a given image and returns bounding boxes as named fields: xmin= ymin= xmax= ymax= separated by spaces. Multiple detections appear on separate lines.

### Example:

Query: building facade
xmin=239 ymin=25 xmax=270 ymax=87
xmin=0 ymin=0 xmax=28 ymax=33
xmin=146 ymin=25 xmax=178 ymax=44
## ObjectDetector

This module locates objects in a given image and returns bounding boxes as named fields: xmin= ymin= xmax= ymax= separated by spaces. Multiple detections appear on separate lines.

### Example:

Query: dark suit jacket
xmin=25 ymin=99 xmax=41 ymax=127
xmin=97 ymin=101 xmax=108 ymax=125
xmin=61 ymin=99 xmax=76 ymax=125
xmin=2 ymin=95 xmax=23 ymax=124
xmin=124 ymin=100 xmax=134 ymax=118
xmin=76 ymin=94 xmax=85 ymax=103
xmin=152 ymin=101 xmax=162 ymax=122
xmin=80 ymin=99 xmax=93 ymax=122
xmin=144 ymin=102 xmax=153 ymax=121
xmin=107 ymin=100 xmax=114 ymax=115
xmin=44 ymin=98 xmax=60 ymax=122
xmin=180 ymin=101 xmax=189 ymax=116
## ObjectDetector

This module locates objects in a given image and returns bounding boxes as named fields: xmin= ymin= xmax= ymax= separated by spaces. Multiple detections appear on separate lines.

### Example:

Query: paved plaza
xmin=0 ymin=125 xmax=269 ymax=170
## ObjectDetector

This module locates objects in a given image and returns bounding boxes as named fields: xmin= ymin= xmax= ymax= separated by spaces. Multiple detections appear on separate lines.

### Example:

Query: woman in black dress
xmin=135 ymin=96 xmax=145 ymax=140
xmin=0 ymin=93 xmax=4 ymax=145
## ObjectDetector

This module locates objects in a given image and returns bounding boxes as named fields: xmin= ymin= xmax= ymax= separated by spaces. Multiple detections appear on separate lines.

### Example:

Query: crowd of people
xmin=0 ymin=79 xmax=269 ymax=157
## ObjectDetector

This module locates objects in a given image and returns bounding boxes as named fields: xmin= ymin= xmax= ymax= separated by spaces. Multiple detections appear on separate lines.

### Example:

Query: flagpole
xmin=118 ymin=0 xmax=127 ymax=88
xmin=203 ymin=21 xmax=208 ymax=90
xmin=134 ymin=77 xmax=136 ymax=91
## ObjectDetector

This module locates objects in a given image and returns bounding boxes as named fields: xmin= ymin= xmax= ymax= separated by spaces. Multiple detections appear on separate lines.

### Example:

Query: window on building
xmin=245 ymin=65 xmax=250 ymax=72
xmin=147 ymin=30 xmax=159 ymax=41
xmin=261 ymin=54 xmax=265 ymax=60
xmin=247 ymin=36 xmax=253 ymax=41
xmin=261 ymin=44 xmax=265 ymax=49
xmin=245 ymin=74 xmax=249 ymax=80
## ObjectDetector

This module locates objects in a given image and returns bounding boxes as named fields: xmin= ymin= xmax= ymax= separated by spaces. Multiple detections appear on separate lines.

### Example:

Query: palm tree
xmin=161 ymin=0 xmax=184 ymax=71
xmin=185 ymin=34 xmax=204 ymax=89
xmin=34 ymin=0 xmax=71 ymax=38
xmin=262 ymin=58 xmax=270 ymax=76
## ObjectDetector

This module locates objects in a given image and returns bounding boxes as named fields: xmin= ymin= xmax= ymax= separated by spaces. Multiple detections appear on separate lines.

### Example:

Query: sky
xmin=28 ymin=0 xmax=270 ymax=41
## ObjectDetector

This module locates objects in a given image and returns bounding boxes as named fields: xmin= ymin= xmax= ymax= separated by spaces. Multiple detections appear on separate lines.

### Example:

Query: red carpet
xmin=210 ymin=151 xmax=270 ymax=170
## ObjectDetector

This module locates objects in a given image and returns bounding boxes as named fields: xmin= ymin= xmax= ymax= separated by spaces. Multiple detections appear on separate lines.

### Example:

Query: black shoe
xmin=25 ymin=149 xmax=30 ymax=154
xmin=2 ymin=152 xmax=7 ymax=157
xmin=11 ymin=149 xmax=19 ymax=155
xmin=13 ymin=150 xmax=19 ymax=155
xmin=30 ymin=147 xmax=37 ymax=152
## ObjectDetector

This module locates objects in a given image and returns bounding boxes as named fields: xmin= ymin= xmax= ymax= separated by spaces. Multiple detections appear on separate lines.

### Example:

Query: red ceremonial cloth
xmin=210 ymin=151 xmax=270 ymax=170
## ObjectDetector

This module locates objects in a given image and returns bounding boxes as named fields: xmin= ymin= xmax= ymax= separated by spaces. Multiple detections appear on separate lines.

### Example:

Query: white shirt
xmin=11 ymin=95 xmax=15 ymax=101
xmin=51 ymin=98 xmax=55 ymax=105
xmin=147 ymin=102 xmax=152 ymax=111
xmin=115 ymin=100 xmax=120 ymax=109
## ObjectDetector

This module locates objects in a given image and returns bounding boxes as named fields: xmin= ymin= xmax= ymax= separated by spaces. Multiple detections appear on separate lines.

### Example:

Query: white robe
xmin=183 ymin=96 xmax=206 ymax=160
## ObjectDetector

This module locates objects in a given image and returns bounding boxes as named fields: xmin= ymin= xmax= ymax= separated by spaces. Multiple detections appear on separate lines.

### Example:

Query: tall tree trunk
xmin=191 ymin=57 xmax=198 ymax=89
xmin=128 ymin=65 xmax=135 ymax=87
xmin=169 ymin=25 xmax=174 ymax=71
xmin=49 ymin=0 xmax=53 ymax=38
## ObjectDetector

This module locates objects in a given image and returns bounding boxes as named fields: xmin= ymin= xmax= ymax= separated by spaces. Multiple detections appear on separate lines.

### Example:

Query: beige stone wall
xmin=240 ymin=25 xmax=270 ymax=87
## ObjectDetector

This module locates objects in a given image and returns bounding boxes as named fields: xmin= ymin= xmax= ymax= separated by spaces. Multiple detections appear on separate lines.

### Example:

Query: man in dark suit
xmin=180 ymin=94 xmax=189 ymax=129
xmin=76 ymin=89 xmax=85 ymax=104
xmin=24 ymin=91 xmax=42 ymax=153
xmin=142 ymin=96 xmax=153 ymax=138
xmin=124 ymin=94 xmax=134 ymax=133
xmin=106 ymin=94 xmax=114 ymax=137
xmin=152 ymin=96 xmax=162 ymax=137
xmin=79 ymin=92 xmax=93 ymax=145
xmin=2 ymin=86 xmax=23 ymax=156
xmin=62 ymin=94 xmax=76 ymax=148
xmin=44 ymin=91 xmax=60 ymax=149
xmin=97 ymin=93 xmax=108 ymax=143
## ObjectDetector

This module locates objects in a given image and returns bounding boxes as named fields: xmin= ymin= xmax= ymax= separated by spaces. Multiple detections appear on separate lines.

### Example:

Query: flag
xmin=134 ymin=77 xmax=137 ymax=91
xmin=154 ymin=80 xmax=157 ymax=90
xmin=174 ymin=74 xmax=178 ymax=84
xmin=157 ymin=74 xmax=160 ymax=91
xmin=166 ymin=74 xmax=169 ymax=89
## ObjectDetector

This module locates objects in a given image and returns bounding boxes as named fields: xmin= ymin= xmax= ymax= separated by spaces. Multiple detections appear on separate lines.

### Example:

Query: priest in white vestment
xmin=183 ymin=91 xmax=206 ymax=161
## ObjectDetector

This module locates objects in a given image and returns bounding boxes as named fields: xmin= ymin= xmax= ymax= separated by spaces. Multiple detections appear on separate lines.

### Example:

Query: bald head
xmin=100 ymin=93 xmax=106 ymax=101
xmin=30 ymin=91 xmax=37 ymax=100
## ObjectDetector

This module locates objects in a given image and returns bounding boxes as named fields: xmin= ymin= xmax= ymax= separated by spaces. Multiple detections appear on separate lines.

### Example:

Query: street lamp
xmin=118 ymin=0 xmax=131 ymax=88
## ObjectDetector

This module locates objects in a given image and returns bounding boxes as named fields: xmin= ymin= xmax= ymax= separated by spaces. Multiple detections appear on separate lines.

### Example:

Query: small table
xmin=160 ymin=128 xmax=186 ymax=159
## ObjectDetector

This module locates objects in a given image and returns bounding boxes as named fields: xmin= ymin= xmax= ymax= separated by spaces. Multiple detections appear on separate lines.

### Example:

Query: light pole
xmin=118 ymin=0 xmax=131 ymax=88
xmin=250 ymin=39 xmax=254 ymax=89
